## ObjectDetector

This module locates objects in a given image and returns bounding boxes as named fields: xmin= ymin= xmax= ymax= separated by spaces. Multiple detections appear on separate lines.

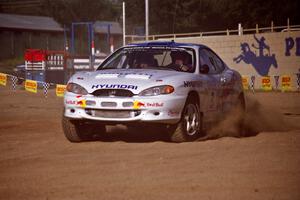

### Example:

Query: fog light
xmin=86 ymin=100 xmax=96 ymax=106
xmin=123 ymin=102 xmax=134 ymax=107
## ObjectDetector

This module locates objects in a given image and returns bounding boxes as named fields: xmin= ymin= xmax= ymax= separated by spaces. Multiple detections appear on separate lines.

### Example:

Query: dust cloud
xmin=203 ymin=94 xmax=290 ymax=140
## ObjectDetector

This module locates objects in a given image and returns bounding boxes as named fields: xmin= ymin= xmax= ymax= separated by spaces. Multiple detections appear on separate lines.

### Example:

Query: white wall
xmin=174 ymin=31 xmax=300 ymax=90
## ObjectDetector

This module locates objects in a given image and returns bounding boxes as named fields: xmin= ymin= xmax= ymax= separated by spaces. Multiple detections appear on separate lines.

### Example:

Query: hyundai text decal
xmin=92 ymin=84 xmax=138 ymax=90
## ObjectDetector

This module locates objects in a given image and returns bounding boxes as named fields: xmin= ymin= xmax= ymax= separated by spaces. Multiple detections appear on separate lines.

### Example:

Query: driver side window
xmin=199 ymin=49 xmax=224 ymax=74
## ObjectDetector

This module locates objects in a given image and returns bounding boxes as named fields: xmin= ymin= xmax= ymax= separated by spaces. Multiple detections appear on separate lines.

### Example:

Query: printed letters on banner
xmin=25 ymin=80 xmax=38 ymax=93
xmin=281 ymin=75 xmax=292 ymax=92
xmin=242 ymin=76 xmax=249 ymax=90
xmin=0 ymin=73 xmax=7 ymax=86
xmin=261 ymin=76 xmax=272 ymax=91
xmin=56 ymin=84 xmax=66 ymax=97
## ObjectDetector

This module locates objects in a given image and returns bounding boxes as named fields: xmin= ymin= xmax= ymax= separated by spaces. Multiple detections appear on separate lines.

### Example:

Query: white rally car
xmin=62 ymin=41 xmax=245 ymax=142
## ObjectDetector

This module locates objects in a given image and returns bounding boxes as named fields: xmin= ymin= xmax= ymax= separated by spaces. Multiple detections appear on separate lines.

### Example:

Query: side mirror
xmin=200 ymin=64 xmax=209 ymax=74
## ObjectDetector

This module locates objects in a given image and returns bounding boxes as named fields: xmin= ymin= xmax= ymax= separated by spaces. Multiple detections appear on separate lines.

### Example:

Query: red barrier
xmin=24 ymin=49 xmax=46 ymax=62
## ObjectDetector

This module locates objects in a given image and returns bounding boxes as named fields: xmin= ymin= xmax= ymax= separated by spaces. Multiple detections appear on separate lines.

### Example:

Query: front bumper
xmin=63 ymin=92 xmax=186 ymax=124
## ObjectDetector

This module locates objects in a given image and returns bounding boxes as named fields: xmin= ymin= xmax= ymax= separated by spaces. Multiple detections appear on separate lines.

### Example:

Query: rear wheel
xmin=170 ymin=98 xmax=202 ymax=142
xmin=62 ymin=116 xmax=106 ymax=142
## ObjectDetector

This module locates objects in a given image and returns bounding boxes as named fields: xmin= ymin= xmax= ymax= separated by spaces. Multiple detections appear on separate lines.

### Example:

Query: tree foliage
xmin=124 ymin=0 xmax=300 ymax=34
xmin=41 ymin=0 xmax=119 ymax=26
xmin=1 ymin=0 xmax=299 ymax=35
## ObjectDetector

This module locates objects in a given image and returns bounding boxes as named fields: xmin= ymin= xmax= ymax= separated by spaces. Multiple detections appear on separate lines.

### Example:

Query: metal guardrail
xmin=125 ymin=24 xmax=300 ymax=43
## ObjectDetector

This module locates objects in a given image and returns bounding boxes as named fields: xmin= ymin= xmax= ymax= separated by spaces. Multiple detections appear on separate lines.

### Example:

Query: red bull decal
xmin=66 ymin=100 xmax=76 ymax=105
xmin=146 ymin=102 xmax=164 ymax=107
xmin=133 ymin=101 xmax=145 ymax=109
xmin=77 ymin=100 xmax=86 ymax=108
xmin=133 ymin=101 xmax=164 ymax=109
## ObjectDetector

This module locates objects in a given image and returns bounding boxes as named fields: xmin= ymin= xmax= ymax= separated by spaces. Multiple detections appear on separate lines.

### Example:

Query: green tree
xmin=123 ymin=0 xmax=299 ymax=35
xmin=41 ymin=0 xmax=119 ymax=26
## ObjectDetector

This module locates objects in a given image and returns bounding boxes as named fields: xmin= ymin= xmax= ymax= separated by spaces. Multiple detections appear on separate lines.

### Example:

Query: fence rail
xmin=125 ymin=23 xmax=300 ymax=43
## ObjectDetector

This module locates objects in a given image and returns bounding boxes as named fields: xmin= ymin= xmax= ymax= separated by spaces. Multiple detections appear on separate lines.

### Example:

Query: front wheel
xmin=62 ymin=116 xmax=106 ymax=142
xmin=169 ymin=98 xmax=202 ymax=142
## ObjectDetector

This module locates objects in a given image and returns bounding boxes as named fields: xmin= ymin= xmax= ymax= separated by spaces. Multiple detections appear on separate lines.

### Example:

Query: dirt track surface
xmin=1 ymin=86 xmax=300 ymax=200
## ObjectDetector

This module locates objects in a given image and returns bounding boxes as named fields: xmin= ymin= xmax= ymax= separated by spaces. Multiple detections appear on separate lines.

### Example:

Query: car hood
xmin=70 ymin=69 xmax=191 ymax=94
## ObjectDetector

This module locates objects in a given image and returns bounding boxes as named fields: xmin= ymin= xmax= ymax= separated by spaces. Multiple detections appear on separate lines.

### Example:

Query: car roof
xmin=127 ymin=41 xmax=207 ymax=49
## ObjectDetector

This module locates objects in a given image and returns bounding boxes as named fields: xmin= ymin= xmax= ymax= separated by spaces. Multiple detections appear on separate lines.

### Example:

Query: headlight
xmin=66 ymin=83 xmax=88 ymax=95
xmin=139 ymin=85 xmax=174 ymax=96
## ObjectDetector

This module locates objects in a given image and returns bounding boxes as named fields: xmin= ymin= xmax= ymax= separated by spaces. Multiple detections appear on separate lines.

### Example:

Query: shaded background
xmin=1 ymin=0 xmax=299 ymax=35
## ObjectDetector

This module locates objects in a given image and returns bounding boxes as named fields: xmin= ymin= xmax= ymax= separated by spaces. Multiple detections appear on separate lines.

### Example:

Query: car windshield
xmin=97 ymin=46 xmax=196 ymax=73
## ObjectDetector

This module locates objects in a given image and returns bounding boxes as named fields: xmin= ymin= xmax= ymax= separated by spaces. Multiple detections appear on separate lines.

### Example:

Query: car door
xmin=202 ymin=48 xmax=238 ymax=114
xmin=199 ymin=48 xmax=223 ymax=123
xmin=219 ymin=67 xmax=239 ymax=113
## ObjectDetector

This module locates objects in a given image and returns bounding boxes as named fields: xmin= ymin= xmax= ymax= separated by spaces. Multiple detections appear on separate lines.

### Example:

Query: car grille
xmin=92 ymin=89 xmax=134 ymax=97
xmin=85 ymin=109 xmax=141 ymax=118
xmin=101 ymin=102 xmax=117 ymax=107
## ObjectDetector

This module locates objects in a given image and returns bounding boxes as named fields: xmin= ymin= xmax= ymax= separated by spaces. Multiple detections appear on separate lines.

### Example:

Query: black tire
xmin=62 ymin=116 xmax=105 ymax=142
xmin=126 ymin=125 xmax=140 ymax=134
xmin=170 ymin=98 xmax=202 ymax=142
xmin=62 ymin=116 xmax=84 ymax=142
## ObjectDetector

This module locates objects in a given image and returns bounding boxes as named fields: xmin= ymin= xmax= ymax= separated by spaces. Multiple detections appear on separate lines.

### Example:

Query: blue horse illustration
xmin=233 ymin=35 xmax=278 ymax=76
